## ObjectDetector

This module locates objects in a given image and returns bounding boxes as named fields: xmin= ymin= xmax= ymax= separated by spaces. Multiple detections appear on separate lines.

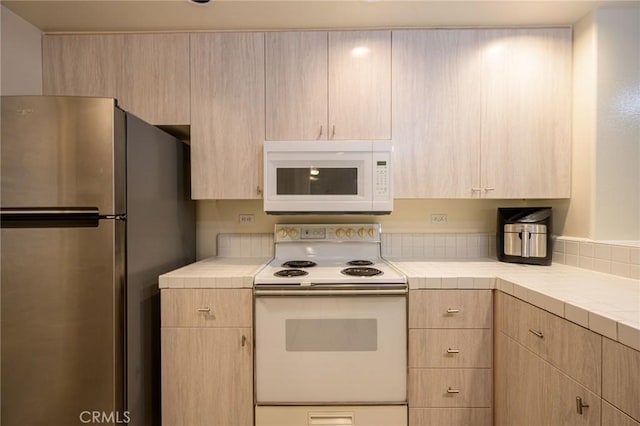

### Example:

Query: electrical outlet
xmin=431 ymin=213 xmax=448 ymax=225
xmin=238 ymin=214 xmax=255 ymax=225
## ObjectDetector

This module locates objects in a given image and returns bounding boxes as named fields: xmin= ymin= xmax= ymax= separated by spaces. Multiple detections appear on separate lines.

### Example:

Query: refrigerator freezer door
xmin=1 ymin=220 xmax=125 ymax=425
xmin=0 ymin=96 xmax=124 ymax=214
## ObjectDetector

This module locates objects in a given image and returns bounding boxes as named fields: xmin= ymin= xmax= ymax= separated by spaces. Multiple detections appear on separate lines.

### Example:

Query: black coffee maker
xmin=497 ymin=207 xmax=552 ymax=266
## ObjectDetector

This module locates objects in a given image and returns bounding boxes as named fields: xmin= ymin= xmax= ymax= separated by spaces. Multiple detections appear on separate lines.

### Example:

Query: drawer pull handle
xmin=446 ymin=308 xmax=460 ymax=314
xmin=241 ymin=335 xmax=248 ymax=347
xmin=576 ymin=396 xmax=589 ymax=415
xmin=446 ymin=387 xmax=460 ymax=394
xmin=197 ymin=307 xmax=211 ymax=313
xmin=446 ymin=348 xmax=460 ymax=354
xmin=528 ymin=328 xmax=544 ymax=338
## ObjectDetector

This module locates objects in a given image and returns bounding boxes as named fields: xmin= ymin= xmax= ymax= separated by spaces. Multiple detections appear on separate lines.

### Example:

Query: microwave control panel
xmin=372 ymin=152 xmax=391 ymax=200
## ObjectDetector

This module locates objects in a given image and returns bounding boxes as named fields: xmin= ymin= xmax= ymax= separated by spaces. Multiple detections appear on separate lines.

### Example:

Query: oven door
xmin=255 ymin=294 xmax=406 ymax=404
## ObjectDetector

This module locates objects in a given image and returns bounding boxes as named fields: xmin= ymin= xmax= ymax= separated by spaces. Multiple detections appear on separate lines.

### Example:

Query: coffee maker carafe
xmin=497 ymin=207 xmax=552 ymax=266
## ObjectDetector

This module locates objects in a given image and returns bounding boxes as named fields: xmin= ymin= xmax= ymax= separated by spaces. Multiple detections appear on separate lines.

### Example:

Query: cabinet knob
xmin=446 ymin=308 xmax=460 ymax=314
xmin=256 ymin=186 xmax=262 ymax=196
xmin=241 ymin=335 xmax=248 ymax=347
xmin=576 ymin=396 xmax=589 ymax=415
xmin=197 ymin=307 xmax=211 ymax=313
xmin=446 ymin=387 xmax=460 ymax=394
xmin=318 ymin=125 xmax=323 ymax=138
xmin=446 ymin=348 xmax=460 ymax=354
xmin=331 ymin=124 xmax=336 ymax=139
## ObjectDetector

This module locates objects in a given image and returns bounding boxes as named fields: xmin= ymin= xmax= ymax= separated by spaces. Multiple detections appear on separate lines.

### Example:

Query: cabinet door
xmin=494 ymin=332 xmax=545 ymax=426
xmin=265 ymin=32 xmax=328 ymax=140
xmin=328 ymin=31 xmax=391 ymax=140
xmin=544 ymin=360 xmax=601 ymax=426
xmin=43 ymin=35 xmax=122 ymax=98
xmin=161 ymin=327 xmax=253 ymax=426
xmin=190 ymin=33 xmax=265 ymax=199
xmin=392 ymin=30 xmax=482 ymax=198
xmin=120 ymin=34 xmax=190 ymax=125
xmin=480 ymin=28 xmax=571 ymax=198
xmin=603 ymin=338 xmax=640 ymax=422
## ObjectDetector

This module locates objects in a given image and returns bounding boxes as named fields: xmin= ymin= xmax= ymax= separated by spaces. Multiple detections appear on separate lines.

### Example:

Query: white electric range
xmin=254 ymin=224 xmax=408 ymax=426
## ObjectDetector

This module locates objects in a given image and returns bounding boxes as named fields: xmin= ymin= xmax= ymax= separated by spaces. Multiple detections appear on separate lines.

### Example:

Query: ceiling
xmin=2 ymin=0 xmax=639 ymax=33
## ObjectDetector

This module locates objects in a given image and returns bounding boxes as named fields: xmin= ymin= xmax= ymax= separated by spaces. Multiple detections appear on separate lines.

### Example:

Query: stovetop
xmin=254 ymin=224 xmax=406 ymax=286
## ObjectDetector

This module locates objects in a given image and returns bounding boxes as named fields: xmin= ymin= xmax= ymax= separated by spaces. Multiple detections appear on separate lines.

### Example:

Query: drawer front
xmin=409 ymin=290 xmax=492 ymax=329
xmin=409 ymin=329 xmax=492 ymax=368
xmin=409 ymin=408 xmax=492 ymax=426
xmin=161 ymin=289 xmax=252 ymax=327
xmin=603 ymin=338 xmax=640 ymax=422
xmin=495 ymin=292 xmax=601 ymax=395
xmin=409 ymin=369 xmax=492 ymax=408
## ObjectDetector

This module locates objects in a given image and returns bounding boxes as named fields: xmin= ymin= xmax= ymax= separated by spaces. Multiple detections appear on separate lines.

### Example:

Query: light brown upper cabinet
xmin=190 ymin=32 xmax=265 ymax=199
xmin=265 ymin=30 xmax=391 ymax=141
xmin=43 ymin=33 xmax=190 ymax=125
xmin=119 ymin=34 xmax=190 ymax=125
xmin=43 ymin=35 xmax=122 ymax=98
xmin=393 ymin=28 xmax=571 ymax=199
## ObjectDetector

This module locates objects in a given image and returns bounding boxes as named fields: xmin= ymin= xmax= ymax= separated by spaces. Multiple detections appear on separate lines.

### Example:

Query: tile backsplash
xmin=552 ymin=237 xmax=640 ymax=280
xmin=381 ymin=233 xmax=494 ymax=259
xmin=216 ymin=232 xmax=640 ymax=280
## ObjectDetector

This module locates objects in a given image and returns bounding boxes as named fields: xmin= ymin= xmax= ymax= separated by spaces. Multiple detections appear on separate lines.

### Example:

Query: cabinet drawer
xmin=409 ymin=408 xmax=492 ymax=426
xmin=409 ymin=369 xmax=492 ymax=408
xmin=495 ymin=292 xmax=601 ymax=395
xmin=409 ymin=329 xmax=492 ymax=368
xmin=603 ymin=338 xmax=640 ymax=422
xmin=161 ymin=289 xmax=252 ymax=327
xmin=409 ymin=290 xmax=492 ymax=329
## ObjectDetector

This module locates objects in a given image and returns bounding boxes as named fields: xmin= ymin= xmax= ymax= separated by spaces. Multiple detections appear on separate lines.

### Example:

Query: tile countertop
xmin=158 ymin=257 xmax=270 ymax=289
xmin=388 ymin=259 xmax=640 ymax=351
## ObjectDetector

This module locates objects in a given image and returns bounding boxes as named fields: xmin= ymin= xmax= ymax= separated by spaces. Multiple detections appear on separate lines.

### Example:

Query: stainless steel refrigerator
xmin=1 ymin=96 xmax=196 ymax=426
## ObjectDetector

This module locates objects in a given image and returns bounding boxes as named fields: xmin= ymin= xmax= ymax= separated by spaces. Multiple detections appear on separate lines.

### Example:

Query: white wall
xmin=568 ymin=6 xmax=640 ymax=241
xmin=593 ymin=7 xmax=640 ymax=240
xmin=1 ymin=5 xmax=42 ymax=95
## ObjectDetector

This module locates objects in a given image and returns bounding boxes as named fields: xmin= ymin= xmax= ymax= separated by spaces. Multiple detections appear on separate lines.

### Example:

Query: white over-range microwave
xmin=263 ymin=141 xmax=393 ymax=214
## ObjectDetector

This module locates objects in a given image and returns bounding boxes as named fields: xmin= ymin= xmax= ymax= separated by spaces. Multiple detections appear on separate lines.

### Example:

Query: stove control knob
xmin=278 ymin=228 xmax=288 ymax=239
xmin=336 ymin=228 xmax=346 ymax=238
xmin=346 ymin=228 xmax=355 ymax=238
xmin=358 ymin=228 xmax=366 ymax=238
xmin=289 ymin=229 xmax=299 ymax=239
xmin=368 ymin=228 xmax=375 ymax=237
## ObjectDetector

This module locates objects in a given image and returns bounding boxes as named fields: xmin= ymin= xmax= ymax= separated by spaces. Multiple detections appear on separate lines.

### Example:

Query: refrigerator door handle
xmin=0 ymin=207 xmax=105 ymax=228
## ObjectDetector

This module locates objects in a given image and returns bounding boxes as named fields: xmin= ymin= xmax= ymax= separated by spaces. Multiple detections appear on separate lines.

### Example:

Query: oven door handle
xmin=254 ymin=288 xmax=407 ymax=296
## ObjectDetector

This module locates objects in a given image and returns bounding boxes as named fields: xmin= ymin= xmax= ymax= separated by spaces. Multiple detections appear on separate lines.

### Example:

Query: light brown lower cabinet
xmin=602 ymin=337 xmax=640 ymax=423
xmin=495 ymin=331 xmax=600 ymax=426
xmin=409 ymin=408 xmax=492 ymax=426
xmin=161 ymin=289 xmax=253 ymax=426
xmin=602 ymin=401 xmax=640 ymax=426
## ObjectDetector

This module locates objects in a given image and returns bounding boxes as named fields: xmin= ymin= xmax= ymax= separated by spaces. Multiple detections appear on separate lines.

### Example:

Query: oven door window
xmin=286 ymin=318 xmax=377 ymax=351
xmin=276 ymin=168 xmax=358 ymax=195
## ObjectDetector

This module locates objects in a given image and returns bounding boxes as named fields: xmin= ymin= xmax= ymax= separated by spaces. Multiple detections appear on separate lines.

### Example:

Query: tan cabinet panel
xmin=119 ymin=33 xmax=190 ymax=125
xmin=190 ymin=32 xmax=265 ymax=199
xmin=409 ymin=329 xmax=492 ymax=368
xmin=494 ymin=332 xmax=546 ymax=426
xmin=409 ymin=368 xmax=492 ymax=408
xmin=495 ymin=292 xmax=602 ymax=395
xmin=603 ymin=338 xmax=640 ymax=422
xmin=602 ymin=401 xmax=640 ymax=426
xmin=161 ymin=327 xmax=253 ymax=426
xmin=265 ymin=31 xmax=328 ymax=140
xmin=409 ymin=290 xmax=492 ymax=329
xmin=480 ymin=28 xmax=572 ymax=198
xmin=43 ymin=34 xmax=122 ymax=98
xmin=328 ymin=31 xmax=391 ymax=140
xmin=409 ymin=408 xmax=492 ymax=426
xmin=392 ymin=29 xmax=482 ymax=198
xmin=161 ymin=289 xmax=252 ymax=328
